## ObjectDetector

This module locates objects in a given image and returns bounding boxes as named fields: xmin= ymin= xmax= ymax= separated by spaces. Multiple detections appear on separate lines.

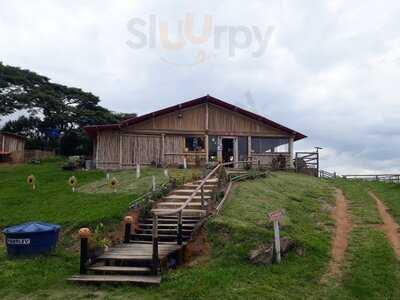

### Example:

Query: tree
xmin=0 ymin=62 xmax=130 ymax=154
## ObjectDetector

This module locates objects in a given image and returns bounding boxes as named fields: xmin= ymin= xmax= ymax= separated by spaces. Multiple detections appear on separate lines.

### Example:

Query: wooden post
xmin=119 ymin=134 xmax=123 ymax=168
xmin=152 ymin=215 xmax=159 ymax=275
xmin=289 ymin=136 xmax=294 ymax=168
xmin=79 ymin=228 xmax=91 ymax=274
xmin=136 ymin=163 xmax=140 ymax=178
xmin=248 ymin=136 xmax=252 ymax=164
xmin=124 ymin=216 xmax=133 ymax=243
xmin=273 ymin=220 xmax=281 ymax=263
xmin=205 ymin=134 xmax=209 ymax=164
xmin=1 ymin=135 xmax=5 ymax=153
xmin=201 ymin=185 xmax=205 ymax=208
xmin=161 ymin=134 xmax=165 ymax=165
xmin=183 ymin=157 xmax=187 ymax=169
xmin=205 ymin=102 xmax=209 ymax=131
xmin=177 ymin=211 xmax=183 ymax=245
xmin=152 ymin=176 xmax=156 ymax=191
xmin=96 ymin=133 xmax=99 ymax=169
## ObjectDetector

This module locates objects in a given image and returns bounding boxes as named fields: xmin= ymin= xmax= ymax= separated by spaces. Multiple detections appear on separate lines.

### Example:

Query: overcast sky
xmin=1 ymin=0 xmax=400 ymax=174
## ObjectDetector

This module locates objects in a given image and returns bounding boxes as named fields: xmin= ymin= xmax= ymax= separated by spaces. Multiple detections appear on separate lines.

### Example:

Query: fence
xmin=342 ymin=174 xmax=400 ymax=184
xmin=24 ymin=150 xmax=55 ymax=162
xmin=319 ymin=170 xmax=338 ymax=179
xmin=295 ymin=152 xmax=319 ymax=177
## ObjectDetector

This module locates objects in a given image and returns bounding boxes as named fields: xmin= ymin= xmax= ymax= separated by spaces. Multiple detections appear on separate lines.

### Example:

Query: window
xmin=185 ymin=136 xmax=205 ymax=152
xmin=251 ymin=137 xmax=289 ymax=153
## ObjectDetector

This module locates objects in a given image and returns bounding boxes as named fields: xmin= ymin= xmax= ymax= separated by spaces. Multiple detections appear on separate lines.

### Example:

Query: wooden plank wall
xmin=1 ymin=134 xmax=25 ymax=153
xmin=208 ymin=104 xmax=284 ymax=135
xmin=96 ymin=131 xmax=208 ymax=169
xmin=97 ymin=131 xmax=163 ymax=169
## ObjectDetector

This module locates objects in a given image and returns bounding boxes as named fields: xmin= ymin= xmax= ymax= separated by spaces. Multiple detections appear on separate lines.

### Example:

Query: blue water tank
xmin=3 ymin=222 xmax=60 ymax=256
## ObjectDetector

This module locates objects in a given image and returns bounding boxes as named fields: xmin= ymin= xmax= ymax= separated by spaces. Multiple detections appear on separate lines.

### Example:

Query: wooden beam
xmin=96 ymin=133 xmax=99 ymax=169
xmin=205 ymin=102 xmax=209 ymax=131
xmin=119 ymin=134 xmax=123 ymax=168
xmin=205 ymin=134 xmax=209 ymax=164
xmin=1 ymin=135 xmax=5 ymax=153
xmin=248 ymin=136 xmax=252 ymax=161
xmin=289 ymin=136 xmax=294 ymax=168
xmin=161 ymin=134 xmax=165 ymax=165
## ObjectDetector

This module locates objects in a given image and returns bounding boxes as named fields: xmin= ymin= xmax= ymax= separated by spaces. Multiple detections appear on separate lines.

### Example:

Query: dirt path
xmin=369 ymin=190 xmax=400 ymax=258
xmin=322 ymin=188 xmax=352 ymax=281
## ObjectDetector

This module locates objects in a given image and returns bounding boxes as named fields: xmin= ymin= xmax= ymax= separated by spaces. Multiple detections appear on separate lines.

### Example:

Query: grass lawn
xmin=1 ymin=162 xmax=400 ymax=299
xmin=328 ymin=179 xmax=400 ymax=300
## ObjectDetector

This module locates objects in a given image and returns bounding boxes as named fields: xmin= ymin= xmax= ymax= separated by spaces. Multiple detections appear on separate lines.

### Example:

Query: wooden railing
xmin=150 ymin=163 xmax=225 ymax=275
xmin=319 ymin=170 xmax=337 ymax=179
xmin=149 ymin=160 xmax=254 ymax=274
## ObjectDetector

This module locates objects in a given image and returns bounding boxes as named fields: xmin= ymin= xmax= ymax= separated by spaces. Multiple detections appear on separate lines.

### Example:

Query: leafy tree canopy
xmin=0 ymin=62 xmax=134 ymax=154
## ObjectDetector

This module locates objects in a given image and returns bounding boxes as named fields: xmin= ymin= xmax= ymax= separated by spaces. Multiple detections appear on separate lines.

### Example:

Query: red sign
xmin=268 ymin=210 xmax=284 ymax=222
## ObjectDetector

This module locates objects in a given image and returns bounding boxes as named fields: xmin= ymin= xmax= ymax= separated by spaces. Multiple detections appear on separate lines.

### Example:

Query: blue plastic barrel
xmin=3 ymin=222 xmax=60 ymax=256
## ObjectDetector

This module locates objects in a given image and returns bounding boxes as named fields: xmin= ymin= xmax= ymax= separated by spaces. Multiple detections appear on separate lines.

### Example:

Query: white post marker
xmin=183 ymin=157 xmax=187 ymax=169
xmin=152 ymin=175 xmax=156 ymax=192
xmin=268 ymin=209 xmax=284 ymax=263
xmin=164 ymin=169 xmax=169 ymax=178
xmin=106 ymin=173 xmax=110 ymax=182
xmin=136 ymin=163 xmax=140 ymax=178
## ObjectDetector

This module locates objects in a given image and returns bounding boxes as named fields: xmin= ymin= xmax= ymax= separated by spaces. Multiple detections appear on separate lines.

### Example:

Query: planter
xmin=87 ymin=246 xmax=104 ymax=260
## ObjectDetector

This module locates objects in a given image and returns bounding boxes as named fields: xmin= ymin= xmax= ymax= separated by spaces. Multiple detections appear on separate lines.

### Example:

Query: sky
xmin=1 ymin=0 xmax=400 ymax=174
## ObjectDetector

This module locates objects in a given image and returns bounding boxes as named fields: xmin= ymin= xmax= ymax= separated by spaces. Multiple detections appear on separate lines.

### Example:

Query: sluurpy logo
xmin=126 ymin=14 xmax=274 ymax=66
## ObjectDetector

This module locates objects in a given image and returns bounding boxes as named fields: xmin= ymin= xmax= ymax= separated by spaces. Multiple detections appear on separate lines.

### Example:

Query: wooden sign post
xmin=268 ymin=209 xmax=284 ymax=263
xmin=183 ymin=157 xmax=187 ymax=169
xmin=152 ymin=176 xmax=156 ymax=192
xmin=136 ymin=164 xmax=140 ymax=178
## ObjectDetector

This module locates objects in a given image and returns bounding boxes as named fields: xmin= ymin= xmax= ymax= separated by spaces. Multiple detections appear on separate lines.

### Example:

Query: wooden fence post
xmin=136 ymin=164 xmax=140 ymax=178
xmin=177 ymin=211 xmax=183 ymax=246
xmin=79 ymin=228 xmax=91 ymax=274
xmin=152 ymin=215 xmax=159 ymax=275
xmin=124 ymin=216 xmax=133 ymax=243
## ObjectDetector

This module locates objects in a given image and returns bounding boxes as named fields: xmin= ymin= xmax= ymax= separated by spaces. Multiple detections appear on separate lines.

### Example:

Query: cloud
xmin=1 ymin=0 xmax=400 ymax=173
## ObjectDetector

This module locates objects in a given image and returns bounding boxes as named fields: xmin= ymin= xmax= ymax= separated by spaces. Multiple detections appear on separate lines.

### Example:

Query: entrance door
xmin=221 ymin=138 xmax=234 ymax=165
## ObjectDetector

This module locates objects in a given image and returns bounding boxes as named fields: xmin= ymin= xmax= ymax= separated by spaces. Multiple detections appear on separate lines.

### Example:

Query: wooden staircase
xmin=68 ymin=176 xmax=220 ymax=285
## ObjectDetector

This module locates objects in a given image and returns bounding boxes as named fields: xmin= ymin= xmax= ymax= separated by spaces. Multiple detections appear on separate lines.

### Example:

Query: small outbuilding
xmin=84 ymin=95 xmax=306 ymax=169
xmin=0 ymin=132 xmax=25 ymax=163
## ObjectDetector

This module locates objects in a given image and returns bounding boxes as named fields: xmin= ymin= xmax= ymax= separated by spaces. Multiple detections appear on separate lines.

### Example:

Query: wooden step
xmin=131 ymin=233 xmax=190 ymax=242
xmin=184 ymin=183 xmax=215 ymax=188
xmin=138 ymin=228 xmax=193 ymax=234
xmin=163 ymin=195 xmax=211 ymax=200
xmin=141 ymin=218 xmax=200 ymax=224
xmin=139 ymin=223 xmax=196 ymax=228
xmin=194 ymin=178 xmax=218 ymax=183
xmin=68 ymin=274 xmax=161 ymax=285
xmin=173 ymin=189 xmax=212 ymax=193
xmin=88 ymin=266 xmax=151 ymax=274
xmin=156 ymin=202 xmax=205 ymax=207
xmin=151 ymin=208 xmax=206 ymax=217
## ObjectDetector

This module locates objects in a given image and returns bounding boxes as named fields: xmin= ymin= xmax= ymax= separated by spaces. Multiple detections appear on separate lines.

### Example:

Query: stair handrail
xmin=151 ymin=163 xmax=223 ymax=217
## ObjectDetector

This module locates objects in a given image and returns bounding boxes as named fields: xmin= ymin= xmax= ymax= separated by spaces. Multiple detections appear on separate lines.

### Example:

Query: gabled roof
xmin=84 ymin=95 xmax=306 ymax=141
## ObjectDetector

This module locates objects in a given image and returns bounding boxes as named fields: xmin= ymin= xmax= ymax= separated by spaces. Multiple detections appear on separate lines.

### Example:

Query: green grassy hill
xmin=1 ymin=162 xmax=400 ymax=299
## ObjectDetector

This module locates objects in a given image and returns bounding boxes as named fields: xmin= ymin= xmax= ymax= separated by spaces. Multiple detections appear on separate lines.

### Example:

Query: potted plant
xmin=87 ymin=223 xmax=111 ymax=259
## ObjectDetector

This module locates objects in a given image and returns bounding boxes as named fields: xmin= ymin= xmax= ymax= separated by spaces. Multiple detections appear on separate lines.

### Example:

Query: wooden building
xmin=0 ymin=132 xmax=25 ymax=163
xmin=84 ymin=95 xmax=306 ymax=169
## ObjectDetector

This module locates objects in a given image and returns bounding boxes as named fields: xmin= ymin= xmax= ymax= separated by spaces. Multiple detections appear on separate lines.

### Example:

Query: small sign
xmin=268 ymin=209 xmax=284 ymax=222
